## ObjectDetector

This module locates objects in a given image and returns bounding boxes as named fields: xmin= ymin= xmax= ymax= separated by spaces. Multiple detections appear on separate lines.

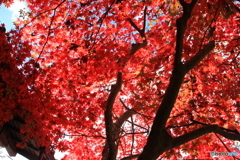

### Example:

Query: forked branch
xmin=127 ymin=7 xmax=148 ymax=55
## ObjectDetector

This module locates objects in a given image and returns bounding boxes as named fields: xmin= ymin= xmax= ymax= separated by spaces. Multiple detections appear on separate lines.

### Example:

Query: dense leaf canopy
xmin=0 ymin=0 xmax=239 ymax=159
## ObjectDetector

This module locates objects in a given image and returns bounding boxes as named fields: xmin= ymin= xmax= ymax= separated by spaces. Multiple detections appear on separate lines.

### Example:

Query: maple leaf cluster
xmin=0 ymin=0 xmax=239 ymax=159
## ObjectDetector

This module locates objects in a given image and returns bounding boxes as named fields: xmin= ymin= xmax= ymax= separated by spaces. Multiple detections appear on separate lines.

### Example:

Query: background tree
xmin=1 ymin=0 xmax=239 ymax=159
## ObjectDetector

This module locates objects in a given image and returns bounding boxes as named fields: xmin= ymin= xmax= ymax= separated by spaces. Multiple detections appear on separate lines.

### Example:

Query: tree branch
xmin=130 ymin=115 xmax=134 ymax=155
xmin=166 ymin=122 xmax=195 ymax=129
xmin=114 ymin=110 xmax=135 ymax=139
xmin=119 ymin=98 xmax=151 ymax=121
xmin=104 ymin=72 xmax=122 ymax=160
xmin=143 ymin=6 xmax=147 ymax=33
xmin=137 ymin=50 xmax=186 ymax=159
xmin=114 ymin=110 xmax=134 ymax=128
xmin=125 ymin=119 xmax=149 ymax=132
xmin=121 ymin=154 xmax=140 ymax=160
xmin=191 ymin=119 xmax=239 ymax=134
xmin=174 ymin=0 xmax=198 ymax=67
xmin=64 ymin=134 xmax=105 ymax=139
xmin=102 ymin=99 xmax=138 ymax=160
xmin=127 ymin=18 xmax=143 ymax=36
xmin=171 ymin=125 xmax=240 ymax=149
xmin=138 ymin=62 xmax=185 ymax=159
xmin=184 ymin=41 xmax=215 ymax=72
xmin=127 ymin=7 xmax=148 ymax=55
xmin=213 ymin=133 xmax=240 ymax=160
xmin=138 ymin=1 xmax=199 ymax=160
xmin=178 ymin=0 xmax=187 ymax=7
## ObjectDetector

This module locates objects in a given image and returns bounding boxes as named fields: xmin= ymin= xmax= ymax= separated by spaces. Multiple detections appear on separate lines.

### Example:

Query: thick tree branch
xmin=174 ymin=0 xmax=197 ymax=67
xmin=178 ymin=0 xmax=187 ymax=6
xmin=184 ymin=41 xmax=215 ymax=72
xmin=171 ymin=125 xmax=240 ymax=149
xmin=225 ymin=0 xmax=240 ymax=13
xmin=138 ymin=1 xmax=199 ymax=160
xmin=104 ymin=72 xmax=122 ymax=160
xmin=137 ymin=36 xmax=185 ymax=160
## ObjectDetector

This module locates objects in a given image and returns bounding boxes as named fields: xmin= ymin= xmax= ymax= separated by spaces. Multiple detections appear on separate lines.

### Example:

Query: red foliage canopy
xmin=0 ymin=0 xmax=239 ymax=159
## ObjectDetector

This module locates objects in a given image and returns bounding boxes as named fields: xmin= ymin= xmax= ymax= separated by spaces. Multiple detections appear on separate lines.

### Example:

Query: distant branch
xmin=214 ymin=133 xmax=240 ymax=160
xmin=119 ymin=99 xmax=131 ymax=110
xmin=20 ymin=0 xmax=66 ymax=30
xmin=122 ymin=131 xmax=148 ymax=136
xmin=198 ymin=0 xmax=220 ymax=51
xmin=90 ymin=0 xmax=115 ymax=50
xmin=64 ymin=134 xmax=105 ymax=139
xmin=183 ymin=1 xmax=219 ymax=73
xmin=127 ymin=7 xmax=148 ymax=55
xmin=218 ymin=47 xmax=240 ymax=67
xmin=166 ymin=122 xmax=195 ymax=129
xmin=131 ymin=115 xmax=134 ymax=155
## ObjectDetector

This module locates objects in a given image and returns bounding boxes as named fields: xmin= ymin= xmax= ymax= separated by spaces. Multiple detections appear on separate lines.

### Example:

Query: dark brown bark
xmin=137 ymin=68 xmax=185 ymax=160
xmin=104 ymin=1 xmax=238 ymax=160
xmin=122 ymin=125 xmax=240 ymax=160
xmin=171 ymin=125 xmax=240 ymax=149
xmin=138 ymin=1 xmax=198 ymax=159
xmin=104 ymin=72 xmax=122 ymax=160
xmin=103 ymin=8 xmax=148 ymax=160
xmin=185 ymin=41 xmax=215 ymax=72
